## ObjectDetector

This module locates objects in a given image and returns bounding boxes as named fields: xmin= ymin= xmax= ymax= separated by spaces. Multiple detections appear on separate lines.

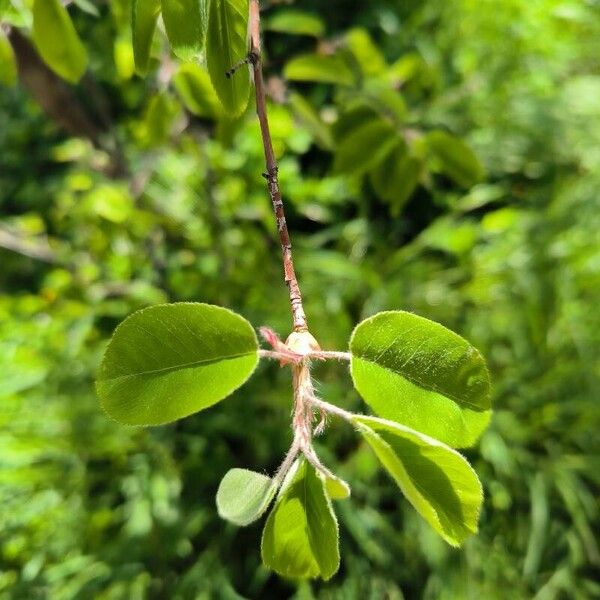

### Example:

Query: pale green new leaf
xmin=265 ymin=9 xmax=324 ymax=37
xmin=161 ymin=0 xmax=205 ymax=60
xmin=0 ymin=31 xmax=17 ymax=87
xmin=206 ymin=0 xmax=250 ymax=117
xmin=320 ymin=472 xmax=351 ymax=500
xmin=350 ymin=311 xmax=491 ymax=447
xmin=96 ymin=303 xmax=258 ymax=426
xmin=173 ymin=63 xmax=222 ymax=118
xmin=216 ymin=468 xmax=277 ymax=526
xmin=32 ymin=0 xmax=88 ymax=83
xmin=262 ymin=459 xmax=340 ymax=580
xmin=132 ymin=0 xmax=161 ymax=75
xmin=333 ymin=119 xmax=398 ymax=176
xmin=284 ymin=54 xmax=355 ymax=87
xmin=353 ymin=415 xmax=483 ymax=546
xmin=426 ymin=130 xmax=485 ymax=188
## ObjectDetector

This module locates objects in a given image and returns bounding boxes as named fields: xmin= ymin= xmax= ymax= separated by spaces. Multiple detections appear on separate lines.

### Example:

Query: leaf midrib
xmin=100 ymin=349 xmax=255 ymax=383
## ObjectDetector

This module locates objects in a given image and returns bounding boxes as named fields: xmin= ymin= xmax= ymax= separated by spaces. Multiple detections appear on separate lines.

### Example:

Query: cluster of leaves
xmin=1 ymin=0 xmax=599 ymax=597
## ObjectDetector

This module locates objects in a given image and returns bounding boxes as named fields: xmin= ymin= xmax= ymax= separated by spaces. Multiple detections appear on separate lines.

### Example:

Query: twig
xmin=248 ymin=0 xmax=307 ymax=333
xmin=258 ymin=349 xmax=351 ymax=363
xmin=308 ymin=396 xmax=355 ymax=423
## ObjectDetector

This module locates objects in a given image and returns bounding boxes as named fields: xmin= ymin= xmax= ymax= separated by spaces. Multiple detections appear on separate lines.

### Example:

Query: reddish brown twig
xmin=248 ymin=0 xmax=307 ymax=333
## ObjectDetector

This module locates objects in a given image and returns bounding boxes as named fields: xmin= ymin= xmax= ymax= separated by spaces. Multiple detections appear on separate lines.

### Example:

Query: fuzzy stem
xmin=249 ymin=0 xmax=307 ymax=333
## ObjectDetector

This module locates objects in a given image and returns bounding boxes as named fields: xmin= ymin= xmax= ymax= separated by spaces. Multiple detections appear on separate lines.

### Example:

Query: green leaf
xmin=426 ymin=130 xmax=485 ymax=188
xmin=345 ymin=28 xmax=386 ymax=77
xmin=206 ymin=0 xmax=250 ymax=117
xmin=173 ymin=63 xmax=222 ymax=118
xmin=96 ymin=303 xmax=259 ymax=426
xmin=73 ymin=0 xmax=100 ymax=17
xmin=333 ymin=119 xmax=398 ymax=176
xmin=32 ymin=0 xmax=88 ymax=83
xmin=132 ymin=0 xmax=161 ymax=75
xmin=265 ymin=9 xmax=324 ymax=37
xmin=284 ymin=53 xmax=355 ymax=87
xmin=353 ymin=415 xmax=483 ymax=546
xmin=0 ymin=30 xmax=17 ymax=87
xmin=216 ymin=468 xmax=277 ymax=526
xmin=288 ymin=92 xmax=333 ymax=150
xmin=320 ymin=472 xmax=351 ymax=500
xmin=161 ymin=0 xmax=205 ymax=60
xmin=350 ymin=311 xmax=491 ymax=448
xmin=370 ymin=145 xmax=422 ymax=215
xmin=261 ymin=459 xmax=340 ymax=580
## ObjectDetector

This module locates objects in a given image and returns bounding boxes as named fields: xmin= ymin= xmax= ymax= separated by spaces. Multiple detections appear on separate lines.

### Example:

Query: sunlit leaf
xmin=288 ymin=92 xmax=333 ymax=150
xmin=173 ymin=63 xmax=222 ymax=118
xmin=217 ymin=468 xmax=277 ymax=526
xmin=320 ymin=472 xmax=351 ymax=500
xmin=350 ymin=311 xmax=491 ymax=447
xmin=32 ymin=0 xmax=88 ymax=83
xmin=0 ymin=30 xmax=17 ymax=86
xmin=426 ymin=130 xmax=485 ymax=188
xmin=96 ymin=303 xmax=259 ymax=426
xmin=345 ymin=28 xmax=386 ymax=76
xmin=265 ymin=9 xmax=324 ymax=37
xmin=261 ymin=459 xmax=340 ymax=580
xmin=284 ymin=53 xmax=355 ymax=86
xmin=353 ymin=415 xmax=483 ymax=546
xmin=132 ymin=0 xmax=160 ymax=75
xmin=206 ymin=0 xmax=250 ymax=117
xmin=161 ymin=0 xmax=205 ymax=60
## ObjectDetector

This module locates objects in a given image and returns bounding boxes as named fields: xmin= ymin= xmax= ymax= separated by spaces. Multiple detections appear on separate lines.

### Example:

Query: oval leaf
xmin=353 ymin=415 xmax=482 ymax=547
xmin=96 ymin=303 xmax=259 ymax=426
xmin=0 ymin=31 xmax=17 ymax=87
xmin=217 ymin=468 xmax=276 ymax=526
xmin=320 ymin=472 xmax=351 ymax=500
xmin=284 ymin=53 xmax=355 ymax=87
xmin=265 ymin=9 xmax=324 ymax=37
xmin=32 ymin=0 xmax=88 ymax=83
xmin=426 ymin=130 xmax=485 ymax=188
xmin=173 ymin=63 xmax=222 ymax=118
xmin=333 ymin=119 xmax=399 ymax=176
xmin=206 ymin=0 xmax=250 ymax=117
xmin=350 ymin=311 xmax=491 ymax=448
xmin=161 ymin=0 xmax=205 ymax=60
xmin=132 ymin=0 xmax=161 ymax=75
xmin=261 ymin=459 xmax=340 ymax=580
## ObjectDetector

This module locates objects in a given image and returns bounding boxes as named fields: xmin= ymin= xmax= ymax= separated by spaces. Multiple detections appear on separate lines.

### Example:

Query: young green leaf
xmin=173 ymin=63 xmax=222 ymax=118
xmin=96 ymin=303 xmax=259 ymax=426
xmin=32 ymin=0 xmax=88 ymax=83
xmin=265 ymin=9 xmax=325 ymax=38
xmin=261 ymin=459 xmax=340 ymax=580
xmin=320 ymin=472 xmax=351 ymax=500
xmin=0 ymin=31 xmax=17 ymax=87
xmin=161 ymin=0 xmax=205 ymax=61
xmin=426 ymin=130 xmax=485 ymax=188
xmin=132 ymin=0 xmax=161 ymax=75
xmin=370 ymin=145 xmax=422 ymax=215
xmin=333 ymin=119 xmax=398 ymax=176
xmin=206 ymin=0 xmax=250 ymax=117
xmin=350 ymin=311 xmax=491 ymax=448
xmin=353 ymin=414 xmax=482 ymax=547
xmin=217 ymin=468 xmax=277 ymax=526
xmin=284 ymin=54 xmax=355 ymax=87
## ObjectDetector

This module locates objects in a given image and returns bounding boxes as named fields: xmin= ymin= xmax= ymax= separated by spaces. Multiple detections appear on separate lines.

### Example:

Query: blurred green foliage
xmin=1 ymin=0 xmax=599 ymax=598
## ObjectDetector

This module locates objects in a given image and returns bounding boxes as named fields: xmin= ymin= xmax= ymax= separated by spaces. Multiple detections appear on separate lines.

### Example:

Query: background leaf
xmin=132 ymin=0 xmax=161 ymax=75
xmin=96 ymin=303 xmax=258 ymax=425
xmin=216 ymin=468 xmax=276 ymax=526
xmin=161 ymin=0 xmax=205 ymax=61
xmin=173 ymin=63 xmax=222 ymax=118
xmin=206 ymin=0 xmax=250 ymax=117
xmin=261 ymin=459 xmax=340 ymax=580
xmin=426 ymin=130 xmax=485 ymax=188
xmin=353 ymin=415 xmax=483 ymax=546
xmin=0 ymin=30 xmax=17 ymax=86
xmin=284 ymin=54 xmax=355 ymax=86
xmin=350 ymin=311 xmax=491 ymax=447
xmin=265 ymin=9 xmax=324 ymax=38
xmin=31 ymin=0 xmax=88 ymax=83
